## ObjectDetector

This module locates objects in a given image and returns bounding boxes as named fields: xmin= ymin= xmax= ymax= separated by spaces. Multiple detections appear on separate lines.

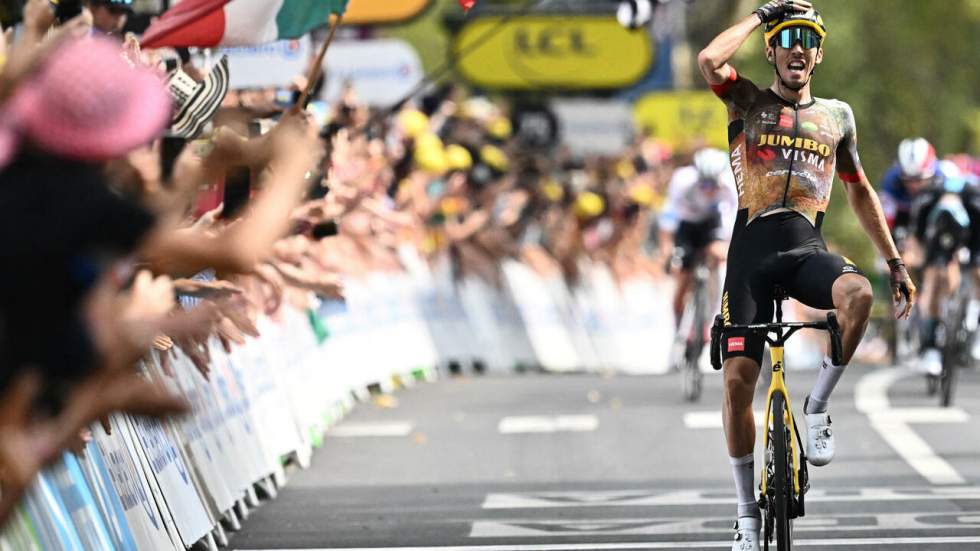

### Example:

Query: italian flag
xmin=141 ymin=0 xmax=348 ymax=49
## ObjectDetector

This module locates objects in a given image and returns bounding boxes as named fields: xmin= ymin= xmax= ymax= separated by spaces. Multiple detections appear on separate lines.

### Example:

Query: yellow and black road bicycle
xmin=710 ymin=287 xmax=843 ymax=551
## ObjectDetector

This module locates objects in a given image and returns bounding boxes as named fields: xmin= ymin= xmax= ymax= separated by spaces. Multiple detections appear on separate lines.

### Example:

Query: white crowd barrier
xmin=1 ymin=256 xmax=682 ymax=550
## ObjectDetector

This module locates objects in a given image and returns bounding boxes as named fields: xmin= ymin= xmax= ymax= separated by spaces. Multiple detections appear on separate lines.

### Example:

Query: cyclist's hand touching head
xmin=754 ymin=0 xmax=812 ymax=23
xmin=887 ymin=258 xmax=916 ymax=319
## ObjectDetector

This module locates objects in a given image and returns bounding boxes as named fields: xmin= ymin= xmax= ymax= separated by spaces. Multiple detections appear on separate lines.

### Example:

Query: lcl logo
xmin=513 ymin=26 xmax=597 ymax=57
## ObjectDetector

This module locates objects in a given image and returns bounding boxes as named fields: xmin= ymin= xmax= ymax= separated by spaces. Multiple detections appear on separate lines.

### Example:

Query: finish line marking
xmin=480 ymin=486 xmax=980 ymax=508
xmin=469 ymin=511 xmax=980 ymax=537
xmin=237 ymin=535 xmax=980 ymax=550
xmin=854 ymin=368 xmax=969 ymax=485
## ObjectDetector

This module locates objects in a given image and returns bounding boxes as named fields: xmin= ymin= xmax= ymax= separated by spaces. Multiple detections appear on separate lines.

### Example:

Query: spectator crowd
xmin=0 ymin=0 xmax=977 ymax=533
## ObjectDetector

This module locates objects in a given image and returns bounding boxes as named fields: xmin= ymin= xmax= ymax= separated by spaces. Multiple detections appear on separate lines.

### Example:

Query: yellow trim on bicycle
xmin=759 ymin=345 xmax=801 ymax=496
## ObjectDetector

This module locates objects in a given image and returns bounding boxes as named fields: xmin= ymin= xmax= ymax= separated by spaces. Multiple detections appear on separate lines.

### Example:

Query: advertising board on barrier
xmin=219 ymin=38 xmax=311 ymax=90
xmin=93 ymin=420 xmax=177 ymax=550
xmin=345 ymin=0 xmax=431 ymax=24
xmin=633 ymin=90 xmax=728 ymax=150
xmin=124 ymin=415 xmax=213 ymax=548
xmin=454 ymin=16 xmax=653 ymax=90
xmin=551 ymin=99 xmax=635 ymax=156
xmin=321 ymin=39 xmax=424 ymax=106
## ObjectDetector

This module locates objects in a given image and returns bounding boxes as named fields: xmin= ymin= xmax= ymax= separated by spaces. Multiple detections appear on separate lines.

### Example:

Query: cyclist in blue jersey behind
xmin=905 ymin=160 xmax=980 ymax=374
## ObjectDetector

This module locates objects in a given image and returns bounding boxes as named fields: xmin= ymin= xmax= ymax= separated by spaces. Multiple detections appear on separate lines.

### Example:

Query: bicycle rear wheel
xmin=681 ymin=270 xmax=707 ymax=402
xmin=771 ymin=392 xmax=793 ymax=551
xmin=940 ymin=335 xmax=958 ymax=408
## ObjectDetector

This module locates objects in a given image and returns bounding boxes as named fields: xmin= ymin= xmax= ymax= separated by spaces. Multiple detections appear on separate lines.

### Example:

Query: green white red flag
xmin=141 ymin=0 xmax=348 ymax=49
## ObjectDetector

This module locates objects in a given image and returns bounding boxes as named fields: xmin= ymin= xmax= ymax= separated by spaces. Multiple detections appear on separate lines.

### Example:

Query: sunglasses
xmin=770 ymin=27 xmax=822 ymax=50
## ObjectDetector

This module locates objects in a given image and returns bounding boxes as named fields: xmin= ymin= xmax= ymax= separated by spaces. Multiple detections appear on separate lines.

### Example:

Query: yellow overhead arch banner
xmin=344 ymin=0 xmax=431 ymax=24
xmin=454 ymin=16 xmax=653 ymax=90
xmin=633 ymin=91 xmax=729 ymax=151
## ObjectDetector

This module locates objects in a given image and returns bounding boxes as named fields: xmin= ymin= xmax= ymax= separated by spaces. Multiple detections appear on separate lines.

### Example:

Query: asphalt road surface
xmin=231 ymin=365 xmax=980 ymax=550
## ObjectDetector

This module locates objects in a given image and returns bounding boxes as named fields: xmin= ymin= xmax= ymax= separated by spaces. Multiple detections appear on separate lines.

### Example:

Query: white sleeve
xmin=713 ymin=170 xmax=739 ymax=241
xmin=659 ymin=168 xmax=690 ymax=233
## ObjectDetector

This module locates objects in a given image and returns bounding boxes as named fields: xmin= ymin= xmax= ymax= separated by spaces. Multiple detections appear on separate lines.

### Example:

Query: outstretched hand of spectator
xmin=213 ymin=293 xmax=260 ymax=338
xmin=0 ymin=371 xmax=52 ymax=528
xmin=0 ymin=5 xmax=89 ymax=102
xmin=174 ymin=333 xmax=212 ymax=379
xmin=253 ymin=263 xmax=285 ymax=316
xmin=173 ymin=277 xmax=244 ymax=299
xmin=22 ymin=0 xmax=54 ymax=37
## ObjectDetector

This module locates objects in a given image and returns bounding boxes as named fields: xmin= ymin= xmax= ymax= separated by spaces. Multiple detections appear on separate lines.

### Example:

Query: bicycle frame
xmin=760 ymin=343 xmax=801 ymax=496
xmin=710 ymin=293 xmax=844 ymax=550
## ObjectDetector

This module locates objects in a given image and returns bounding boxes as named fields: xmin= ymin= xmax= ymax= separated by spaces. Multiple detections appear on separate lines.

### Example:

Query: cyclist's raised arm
xmin=697 ymin=13 xmax=762 ymax=86
xmin=697 ymin=13 xmax=770 ymax=117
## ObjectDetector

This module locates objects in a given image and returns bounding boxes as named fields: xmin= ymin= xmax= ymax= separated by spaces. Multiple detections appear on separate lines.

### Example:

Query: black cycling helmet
xmin=763 ymin=8 xmax=827 ymax=46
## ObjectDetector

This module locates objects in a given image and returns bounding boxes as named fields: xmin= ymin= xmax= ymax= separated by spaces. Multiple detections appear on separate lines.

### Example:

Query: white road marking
xmin=870 ymin=407 xmax=969 ymax=423
xmin=683 ymin=410 xmax=764 ymax=429
xmin=237 ymin=536 xmax=980 ymax=550
xmin=481 ymin=486 xmax=980 ymax=509
xmin=498 ymin=415 xmax=598 ymax=434
xmin=469 ymin=511 xmax=980 ymax=537
xmin=854 ymin=368 xmax=906 ymax=414
xmin=327 ymin=422 xmax=414 ymax=437
xmin=854 ymin=367 xmax=969 ymax=485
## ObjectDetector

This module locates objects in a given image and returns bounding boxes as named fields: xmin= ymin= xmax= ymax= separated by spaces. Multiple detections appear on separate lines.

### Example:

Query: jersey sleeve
xmin=878 ymin=165 xmax=904 ymax=229
xmin=658 ymin=171 xmax=684 ymax=233
xmin=713 ymin=170 xmax=739 ymax=241
xmin=835 ymin=102 xmax=866 ymax=185
xmin=710 ymin=67 xmax=761 ymax=118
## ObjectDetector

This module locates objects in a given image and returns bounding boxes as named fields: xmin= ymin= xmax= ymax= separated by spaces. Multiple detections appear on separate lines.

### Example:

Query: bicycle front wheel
xmin=681 ymin=356 xmax=703 ymax=402
xmin=940 ymin=302 xmax=967 ymax=407
xmin=771 ymin=392 xmax=794 ymax=550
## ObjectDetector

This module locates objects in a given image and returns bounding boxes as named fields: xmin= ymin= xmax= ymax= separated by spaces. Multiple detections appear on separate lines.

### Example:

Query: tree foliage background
xmin=387 ymin=0 xmax=980 ymax=270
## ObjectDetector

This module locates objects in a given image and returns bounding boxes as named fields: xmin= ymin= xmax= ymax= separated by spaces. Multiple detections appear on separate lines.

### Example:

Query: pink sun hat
xmin=0 ymin=36 xmax=172 ymax=168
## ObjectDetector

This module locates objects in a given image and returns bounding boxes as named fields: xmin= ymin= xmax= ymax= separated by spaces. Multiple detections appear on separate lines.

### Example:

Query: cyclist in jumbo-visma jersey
xmin=697 ymin=2 xmax=917 ymax=549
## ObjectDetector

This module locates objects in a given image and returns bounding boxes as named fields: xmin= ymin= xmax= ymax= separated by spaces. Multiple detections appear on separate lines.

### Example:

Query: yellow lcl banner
xmin=454 ymin=16 xmax=653 ymax=90
xmin=344 ymin=0 xmax=431 ymax=24
xmin=633 ymin=91 xmax=729 ymax=150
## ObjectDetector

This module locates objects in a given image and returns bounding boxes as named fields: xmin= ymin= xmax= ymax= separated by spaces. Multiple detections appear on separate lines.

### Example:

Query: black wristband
xmin=887 ymin=258 xmax=905 ymax=270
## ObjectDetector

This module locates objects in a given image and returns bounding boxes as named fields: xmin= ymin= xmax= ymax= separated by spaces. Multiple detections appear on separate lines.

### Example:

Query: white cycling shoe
xmin=803 ymin=397 xmax=834 ymax=467
xmin=731 ymin=518 xmax=761 ymax=551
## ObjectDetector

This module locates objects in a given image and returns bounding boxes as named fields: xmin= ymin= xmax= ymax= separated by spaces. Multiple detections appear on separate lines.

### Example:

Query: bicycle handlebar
xmin=709 ymin=312 xmax=844 ymax=370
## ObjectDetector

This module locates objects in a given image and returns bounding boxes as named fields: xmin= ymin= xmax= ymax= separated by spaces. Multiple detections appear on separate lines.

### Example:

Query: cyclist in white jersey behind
xmin=660 ymin=148 xmax=739 ymax=330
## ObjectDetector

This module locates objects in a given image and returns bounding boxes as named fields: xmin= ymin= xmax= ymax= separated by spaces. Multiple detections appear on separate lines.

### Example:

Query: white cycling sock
xmin=730 ymin=453 xmax=759 ymax=519
xmin=806 ymin=355 xmax=845 ymax=414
